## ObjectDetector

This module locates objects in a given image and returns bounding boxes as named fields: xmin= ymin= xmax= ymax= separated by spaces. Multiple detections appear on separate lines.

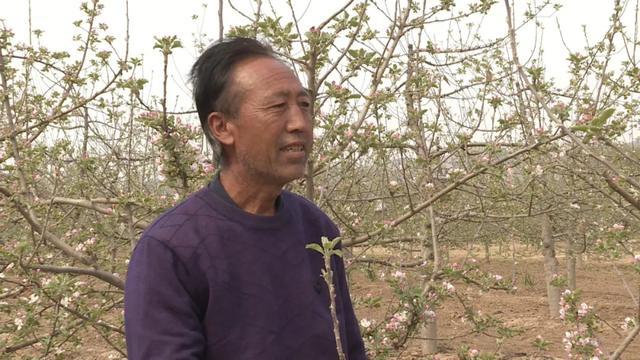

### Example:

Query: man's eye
xmin=300 ymin=101 xmax=311 ymax=108
xmin=271 ymin=103 xmax=287 ymax=109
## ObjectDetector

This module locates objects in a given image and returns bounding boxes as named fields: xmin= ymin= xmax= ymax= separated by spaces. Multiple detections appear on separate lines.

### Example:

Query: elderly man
xmin=124 ymin=37 xmax=367 ymax=359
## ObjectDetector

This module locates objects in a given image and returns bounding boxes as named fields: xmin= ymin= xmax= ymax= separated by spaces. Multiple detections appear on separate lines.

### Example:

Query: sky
xmin=0 ymin=0 xmax=628 ymax=110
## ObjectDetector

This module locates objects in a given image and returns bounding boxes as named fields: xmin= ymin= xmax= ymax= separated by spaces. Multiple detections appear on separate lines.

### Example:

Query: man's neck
xmin=218 ymin=168 xmax=281 ymax=216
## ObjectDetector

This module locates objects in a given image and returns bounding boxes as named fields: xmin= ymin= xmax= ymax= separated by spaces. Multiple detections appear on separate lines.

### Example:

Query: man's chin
xmin=279 ymin=168 xmax=306 ymax=185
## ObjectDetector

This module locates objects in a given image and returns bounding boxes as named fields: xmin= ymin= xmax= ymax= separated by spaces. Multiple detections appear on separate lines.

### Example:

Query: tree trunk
xmin=566 ymin=236 xmax=576 ymax=290
xmin=421 ymin=316 xmax=438 ymax=355
xmin=420 ymin=206 xmax=439 ymax=354
xmin=575 ymin=222 xmax=586 ymax=269
xmin=542 ymin=214 xmax=561 ymax=318
xmin=484 ymin=239 xmax=491 ymax=263
xmin=405 ymin=43 xmax=439 ymax=354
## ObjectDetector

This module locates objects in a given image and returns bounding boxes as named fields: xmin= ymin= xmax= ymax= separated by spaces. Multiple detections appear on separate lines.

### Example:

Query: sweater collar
xmin=198 ymin=174 xmax=291 ymax=229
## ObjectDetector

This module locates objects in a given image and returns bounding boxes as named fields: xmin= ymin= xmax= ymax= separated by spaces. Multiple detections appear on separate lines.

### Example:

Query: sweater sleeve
xmin=124 ymin=236 xmax=205 ymax=359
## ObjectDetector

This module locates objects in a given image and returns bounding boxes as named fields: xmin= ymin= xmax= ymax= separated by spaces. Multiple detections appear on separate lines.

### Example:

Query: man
xmin=124 ymin=37 xmax=367 ymax=359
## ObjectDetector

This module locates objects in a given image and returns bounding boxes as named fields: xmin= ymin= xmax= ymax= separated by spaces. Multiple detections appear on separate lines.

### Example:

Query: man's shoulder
xmin=139 ymin=187 xmax=222 ymax=248
xmin=282 ymin=190 xmax=326 ymax=217
xmin=282 ymin=190 xmax=339 ymax=236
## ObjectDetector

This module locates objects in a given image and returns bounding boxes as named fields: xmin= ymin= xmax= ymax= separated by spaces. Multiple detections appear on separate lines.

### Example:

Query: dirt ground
xmin=349 ymin=249 xmax=640 ymax=359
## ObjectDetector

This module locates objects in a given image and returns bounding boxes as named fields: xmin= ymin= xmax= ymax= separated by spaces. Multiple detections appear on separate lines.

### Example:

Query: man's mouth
xmin=281 ymin=144 xmax=305 ymax=152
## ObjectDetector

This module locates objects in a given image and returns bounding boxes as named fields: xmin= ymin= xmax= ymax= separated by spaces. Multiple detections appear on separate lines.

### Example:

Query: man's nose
xmin=285 ymin=104 xmax=312 ymax=133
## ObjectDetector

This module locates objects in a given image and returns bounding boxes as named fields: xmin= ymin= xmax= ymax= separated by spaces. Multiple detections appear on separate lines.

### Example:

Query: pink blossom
xmin=28 ymin=294 xmax=39 ymax=304
xmin=423 ymin=309 xmax=436 ymax=321
xmin=345 ymin=129 xmax=354 ymax=139
xmin=578 ymin=113 xmax=593 ymax=124
xmin=360 ymin=318 xmax=372 ymax=329
xmin=553 ymin=102 xmax=567 ymax=111
xmin=611 ymin=223 xmax=625 ymax=231
xmin=203 ymin=163 xmax=216 ymax=174
xmin=621 ymin=317 xmax=636 ymax=331
xmin=385 ymin=310 xmax=409 ymax=331
xmin=533 ymin=165 xmax=543 ymax=176
xmin=577 ymin=303 xmax=590 ymax=318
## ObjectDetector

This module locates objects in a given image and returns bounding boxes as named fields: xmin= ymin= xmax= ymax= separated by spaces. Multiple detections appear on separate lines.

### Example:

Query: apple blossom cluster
xmin=14 ymin=316 xmax=24 ymax=331
xmin=532 ymin=334 xmax=551 ymax=351
xmin=533 ymin=164 xmax=544 ymax=177
xmin=423 ymin=306 xmax=436 ymax=323
xmin=391 ymin=270 xmax=406 ymax=280
xmin=359 ymin=318 xmax=373 ymax=330
xmin=442 ymin=281 xmax=455 ymax=293
xmin=562 ymin=330 xmax=602 ymax=359
xmin=444 ymin=168 xmax=466 ymax=179
xmin=358 ymin=269 xmax=452 ymax=357
xmin=620 ymin=316 xmax=637 ymax=331
xmin=457 ymin=345 xmax=483 ymax=359
xmin=558 ymin=289 xmax=603 ymax=358
xmin=385 ymin=310 xmax=409 ymax=331
xmin=609 ymin=223 xmax=625 ymax=232
xmin=140 ymin=111 xmax=215 ymax=190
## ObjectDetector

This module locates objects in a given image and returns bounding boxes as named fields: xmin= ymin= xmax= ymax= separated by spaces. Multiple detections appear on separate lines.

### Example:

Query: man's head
xmin=190 ymin=38 xmax=313 ymax=188
xmin=190 ymin=37 xmax=276 ymax=164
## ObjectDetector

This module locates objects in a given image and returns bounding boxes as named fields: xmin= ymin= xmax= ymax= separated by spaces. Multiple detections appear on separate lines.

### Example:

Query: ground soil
xmin=349 ymin=248 xmax=640 ymax=359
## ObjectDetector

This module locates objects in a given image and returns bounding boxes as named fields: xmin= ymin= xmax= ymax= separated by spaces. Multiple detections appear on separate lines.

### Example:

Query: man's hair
xmin=190 ymin=37 xmax=276 ymax=165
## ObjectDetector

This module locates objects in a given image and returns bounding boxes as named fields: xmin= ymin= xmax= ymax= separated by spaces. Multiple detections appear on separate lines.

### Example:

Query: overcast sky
xmin=0 ymin=0 xmax=628 ymax=109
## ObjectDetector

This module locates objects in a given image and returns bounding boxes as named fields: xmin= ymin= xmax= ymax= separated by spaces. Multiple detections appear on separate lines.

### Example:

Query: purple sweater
xmin=124 ymin=183 xmax=366 ymax=359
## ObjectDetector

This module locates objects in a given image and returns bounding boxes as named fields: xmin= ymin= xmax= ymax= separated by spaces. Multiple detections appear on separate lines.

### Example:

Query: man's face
xmin=224 ymin=57 xmax=313 ymax=187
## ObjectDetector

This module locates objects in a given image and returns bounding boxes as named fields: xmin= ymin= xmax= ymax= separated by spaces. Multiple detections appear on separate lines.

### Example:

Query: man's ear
xmin=207 ymin=112 xmax=234 ymax=146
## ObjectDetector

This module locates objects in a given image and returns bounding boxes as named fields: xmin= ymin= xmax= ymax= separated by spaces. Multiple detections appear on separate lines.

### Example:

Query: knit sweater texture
xmin=124 ymin=183 xmax=366 ymax=359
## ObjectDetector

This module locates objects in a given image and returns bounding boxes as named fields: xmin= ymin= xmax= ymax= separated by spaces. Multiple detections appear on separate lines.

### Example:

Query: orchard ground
xmin=350 ymin=245 xmax=640 ymax=359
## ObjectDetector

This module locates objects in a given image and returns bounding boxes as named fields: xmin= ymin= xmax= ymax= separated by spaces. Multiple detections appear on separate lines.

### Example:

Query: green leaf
xmin=591 ymin=108 xmax=614 ymax=128
xmin=329 ymin=237 xmax=341 ymax=249
xmin=305 ymin=243 xmax=324 ymax=254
